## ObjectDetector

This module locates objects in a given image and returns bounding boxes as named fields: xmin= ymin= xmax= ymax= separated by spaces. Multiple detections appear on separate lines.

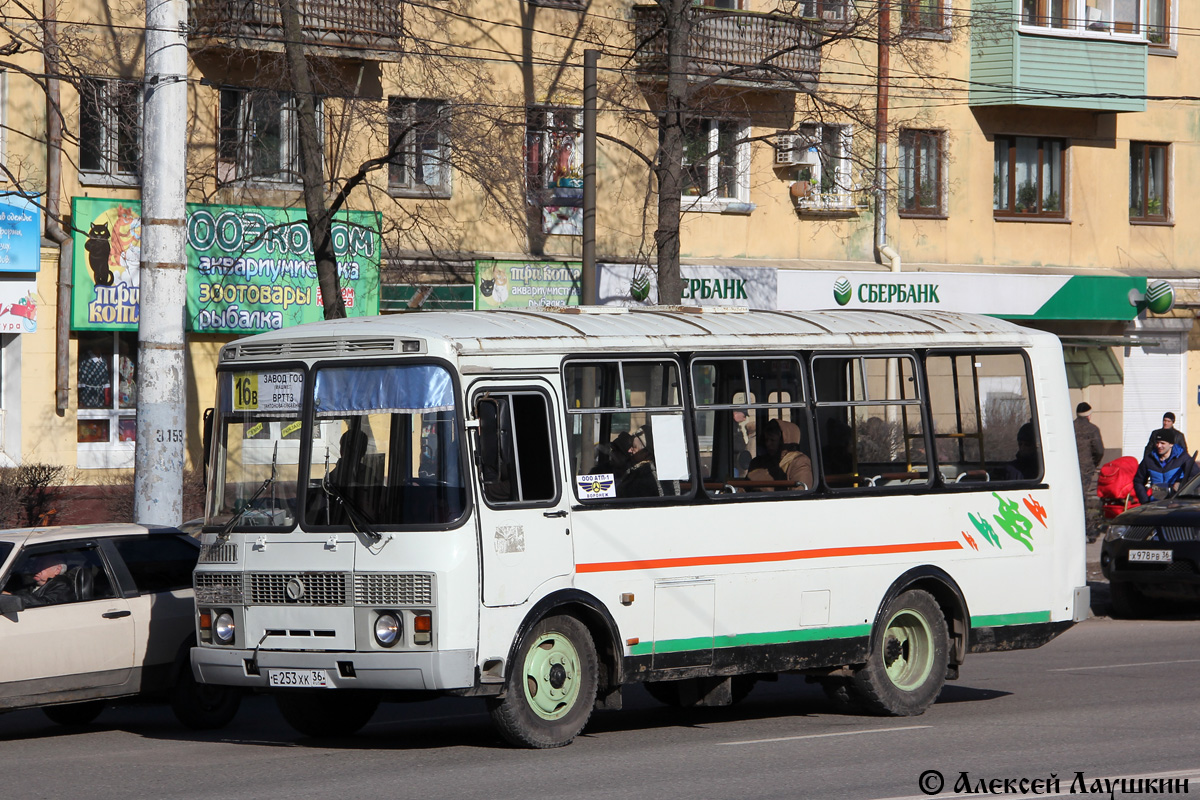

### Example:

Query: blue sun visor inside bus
xmin=313 ymin=365 xmax=456 ymax=417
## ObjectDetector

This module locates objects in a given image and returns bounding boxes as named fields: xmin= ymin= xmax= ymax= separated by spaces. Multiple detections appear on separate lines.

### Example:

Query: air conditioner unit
xmin=776 ymin=134 xmax=819 ymax=167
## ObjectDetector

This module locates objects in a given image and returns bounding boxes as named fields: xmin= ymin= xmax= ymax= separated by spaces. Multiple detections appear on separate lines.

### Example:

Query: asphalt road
xmin=5 ymin=554 xmax=1198 ymax=800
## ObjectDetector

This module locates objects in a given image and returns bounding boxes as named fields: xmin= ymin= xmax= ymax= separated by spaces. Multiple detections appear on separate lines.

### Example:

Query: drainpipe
xmin=873 ymin=0 xmax=894 ymax=273
xmin=45 ymin=0 xmax=72 ymax=415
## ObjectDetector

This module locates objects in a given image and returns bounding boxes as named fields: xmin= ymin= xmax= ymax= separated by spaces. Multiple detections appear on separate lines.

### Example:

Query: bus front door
xmin=471 ymin=381 xmax=574 ymax=607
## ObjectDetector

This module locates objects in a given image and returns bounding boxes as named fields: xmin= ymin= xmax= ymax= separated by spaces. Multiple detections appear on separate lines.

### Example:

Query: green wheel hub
xmin=881 ymin=607 xmax=935 ymax=692
xmin=522 ymin=630 xmax=582 ymax=721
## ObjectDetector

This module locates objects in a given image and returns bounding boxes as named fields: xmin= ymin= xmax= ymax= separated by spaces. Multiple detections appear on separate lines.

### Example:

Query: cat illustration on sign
xmin=85 ymin=221 xmax=114 ymax=286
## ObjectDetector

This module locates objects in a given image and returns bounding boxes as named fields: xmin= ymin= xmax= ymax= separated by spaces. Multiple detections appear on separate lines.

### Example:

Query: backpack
xmin=1097 ymin=456 xmax=1140 ymax=518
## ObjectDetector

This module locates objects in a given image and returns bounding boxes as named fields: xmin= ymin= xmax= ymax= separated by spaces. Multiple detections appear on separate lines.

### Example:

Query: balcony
xmin=969 ymin=0 xmax=1147 ymax=112
xmin=632 ymin=6 xmax=819 ymax=93
xmin=189 ymin=0 xmax=401 ymax=59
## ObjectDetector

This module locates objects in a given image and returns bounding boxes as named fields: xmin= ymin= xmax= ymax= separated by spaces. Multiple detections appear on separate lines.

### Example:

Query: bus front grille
xmin=247 ymin=572 xmax=350 ymax=605
xmin=354 ymin=573 xmax=435 ymax=606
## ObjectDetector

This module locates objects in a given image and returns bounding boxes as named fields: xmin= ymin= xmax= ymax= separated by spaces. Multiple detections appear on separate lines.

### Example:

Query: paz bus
xmin=190 ymin=307 xmax=1088 ymax=747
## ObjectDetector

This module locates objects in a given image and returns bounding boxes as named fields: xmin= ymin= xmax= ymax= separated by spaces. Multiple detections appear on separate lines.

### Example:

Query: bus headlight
xmin=213 ymin=611 xmax=236 ymax=645
xmin=374 ymin=612 xmax=402 ymax=647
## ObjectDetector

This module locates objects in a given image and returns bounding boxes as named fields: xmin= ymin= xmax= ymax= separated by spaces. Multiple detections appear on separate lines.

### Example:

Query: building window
xmin=899 ymin=129 xmax=944 ymax=216
xmin=803 ymin=0 xmax=850 ymax=22
xmin=77 ymin=331 xmax=137 ymax=467
xmin=1130 ymin=142 xmax=1168 ymax=222
xmin=1021 ymin=0 xmax=1067 ymax=28
xmin=901 ymin=0 xmax=946 ymax=33
xmin=526 ymin=107 xmax=583 ymax=234
xmin=790 ymin=122 xmax=853 ymax=210
xmin=388 ymin=98 xmax=450 ymax=196
xmin=994 ymin=136 xmax=1065 ymax=218
xmin=0 ymin=70 xmax=6 ymax=173
xmin=218 ymin=88 xmax=315 ymax=185
xmin=79 ymin=78 xmax=142 ymax=179
xmin=682 ymin=118 xmax=748 ymax=202
xmin=1147 ymin=0 xmax=1170 ymax=45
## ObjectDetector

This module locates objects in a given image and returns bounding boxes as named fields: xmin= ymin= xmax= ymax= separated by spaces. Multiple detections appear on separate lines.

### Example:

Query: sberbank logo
xmin=832 ymin=277 xmax=942 ymax=306
xmin=833 ymin=277 xmax=852 ymax=306
xmin=1146 ymin=280 xmax=1175 ymax=315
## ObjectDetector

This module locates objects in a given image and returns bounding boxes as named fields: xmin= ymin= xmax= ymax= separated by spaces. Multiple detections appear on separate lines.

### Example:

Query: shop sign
xmin=0 ymin=279 xmax=38 ymax=333
xmin=0 ymin=194 xmax=41 ymax=272
xmin=780 ymin=272 xmax=1149 ymax=321
xmin=598 ymin=264 xmax=778 ymax=309
xmin=475 ymin=260 xmax=581 ymax=308
xmin=71 ymin=198 xmax=381 ymax=333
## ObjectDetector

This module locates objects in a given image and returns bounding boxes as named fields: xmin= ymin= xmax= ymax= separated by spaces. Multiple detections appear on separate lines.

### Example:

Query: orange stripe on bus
xmin=576 ymin=541 xmax=965 ymax=573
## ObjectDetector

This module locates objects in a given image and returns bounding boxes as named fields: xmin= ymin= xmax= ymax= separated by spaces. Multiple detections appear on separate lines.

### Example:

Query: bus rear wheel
xmin=488 ymin=614 xmax=598 ymax=748
xmin=852 ymin=589 xmax=948 ymax=716
xmin=276 ymin=691 xmax=379 ymax=738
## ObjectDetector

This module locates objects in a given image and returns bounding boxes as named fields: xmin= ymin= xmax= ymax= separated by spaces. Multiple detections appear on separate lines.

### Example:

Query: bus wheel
xmin=276 ymin=691 xmax=379 ymax=738
xmin=43 ymin=701 xmax=105 ymax=726
xmin=170 ymin=668 xmax=242 ymax=730
xmin=852 ymin=589 xmax=948 ymax=716
xmin=488 ymin=614 xmax=598 ymax=748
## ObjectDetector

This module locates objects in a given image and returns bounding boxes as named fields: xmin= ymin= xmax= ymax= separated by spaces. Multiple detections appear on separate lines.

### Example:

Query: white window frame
xmin=78 ymin=77 xmax=142 ymax=187
xmin=680 ymin=117 xmax=751 ymax=213
xmin=387 ymin=98 xmax=451 ymax=198
xmin=218 ymin=88 xmax=318 ymax=187
xmin=76 ymin=331 xmax=137 ymax=470
xmin=793 ymin=122 xmax=856 ymax=212
xmin=1019 ymin=0 xmax=1164 ymax=43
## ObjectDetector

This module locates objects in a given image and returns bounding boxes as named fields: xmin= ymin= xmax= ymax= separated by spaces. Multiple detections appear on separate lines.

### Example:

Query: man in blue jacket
xmin=1134 ymin=430 xmax=1198 ymax=504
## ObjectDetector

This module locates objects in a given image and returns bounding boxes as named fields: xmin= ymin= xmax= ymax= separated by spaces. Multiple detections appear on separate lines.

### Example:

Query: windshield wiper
xmin=219 ymin=442 xmax=278 ymax=540
xmin=322 ymin=475 xmax=383 ymax=545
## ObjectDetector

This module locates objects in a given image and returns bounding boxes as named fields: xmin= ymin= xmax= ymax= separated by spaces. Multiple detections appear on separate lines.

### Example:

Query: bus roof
xmin=223 ymin=309 xmax=1053 ymax=360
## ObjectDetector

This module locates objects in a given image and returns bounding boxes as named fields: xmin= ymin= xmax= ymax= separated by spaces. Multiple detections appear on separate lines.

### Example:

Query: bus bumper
xmin=190 ymin=646 xmax=476 ymax=691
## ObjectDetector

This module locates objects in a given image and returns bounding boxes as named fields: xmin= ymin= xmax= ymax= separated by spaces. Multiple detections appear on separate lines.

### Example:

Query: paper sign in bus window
xmin=233 ymin=371 xmax=303 ymax=413
xmin=650 ymin=413 xmax=689 ymax=481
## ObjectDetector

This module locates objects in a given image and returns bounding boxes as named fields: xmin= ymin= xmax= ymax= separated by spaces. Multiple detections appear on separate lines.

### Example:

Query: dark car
xmin=1101 ymin=475 xmax=1200 ymax=618
xmin=0 ymin=523 xmax=240 ymax=729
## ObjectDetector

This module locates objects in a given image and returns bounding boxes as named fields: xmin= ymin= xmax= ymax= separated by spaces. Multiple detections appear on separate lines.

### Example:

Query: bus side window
xmin=476 ymin=391 xmax=558 ymax=506
xmin=926 ymin=352 xmax=1041 ymax=485
xmin=812 ymin=354 xmax=930 ymax=491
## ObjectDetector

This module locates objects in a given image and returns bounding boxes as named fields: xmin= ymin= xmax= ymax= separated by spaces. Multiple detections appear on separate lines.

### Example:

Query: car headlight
xmin=374 ymin=612 xmax=402 ymax=648
xmin=1105 ymin=525 xmax=1130 ymax=542
xmin=213 ymin=611 xmax=236 ymax=645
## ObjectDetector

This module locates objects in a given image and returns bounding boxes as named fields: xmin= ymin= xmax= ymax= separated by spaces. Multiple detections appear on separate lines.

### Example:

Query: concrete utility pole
xmin=582 ymin=49 xmax=598 ymax=306
xmin=135 ymin=0 xmax=188 ymax=525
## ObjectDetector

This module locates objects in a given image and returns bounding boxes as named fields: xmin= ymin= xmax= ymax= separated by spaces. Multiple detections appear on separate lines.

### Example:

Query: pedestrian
xmin=1134 ymin=430 xmax=1198 ymax=505
xmin=1143 ymin=411 xmax=1187 ymax=458
xmin=1074 ymin=402 xmax=1104 ymax=542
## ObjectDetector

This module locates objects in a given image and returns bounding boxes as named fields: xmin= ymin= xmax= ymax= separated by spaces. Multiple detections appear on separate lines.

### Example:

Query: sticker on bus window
xmin=233 ymin=371 xmax=303 ymax=413
xmin=577 ymin=473 xmax=616 ymax=499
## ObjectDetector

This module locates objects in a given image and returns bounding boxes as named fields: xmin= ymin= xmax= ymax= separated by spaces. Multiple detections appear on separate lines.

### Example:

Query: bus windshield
xmin=304 ymin=364 xmax=467 ymax=528
xmin=209 ymin=368 xmax=306 ymax=529
xmin=209 ymin=363 xmax=468 ymax=530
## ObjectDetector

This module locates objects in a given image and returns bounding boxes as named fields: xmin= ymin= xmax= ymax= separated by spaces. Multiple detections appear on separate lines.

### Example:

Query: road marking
xmin=877 ymin=767 xmax=1200 ymax=800
xmin=719 ymin=725 xmax=930 ymax=746
xmin=1049 ymin=658 xmax=1200 ymax=672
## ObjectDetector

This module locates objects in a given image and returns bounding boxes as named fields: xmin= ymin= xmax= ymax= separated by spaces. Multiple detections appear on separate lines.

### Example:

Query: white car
xmin=0 ymin=523 xmax=240 ymax=729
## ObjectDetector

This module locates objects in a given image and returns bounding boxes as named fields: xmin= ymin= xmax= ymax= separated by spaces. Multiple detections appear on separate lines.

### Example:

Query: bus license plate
xmin=267 ymin=669 xmax=330 ymax=688
xmin=1128 ymin=549 xmax=1173 ymax=563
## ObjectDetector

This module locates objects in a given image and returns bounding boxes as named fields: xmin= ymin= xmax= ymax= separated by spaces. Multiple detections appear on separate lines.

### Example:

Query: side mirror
xmin=0 ymin=594 xmax=25 ymax=615
xmin=202 ymin=407 xmax=215 ymax=494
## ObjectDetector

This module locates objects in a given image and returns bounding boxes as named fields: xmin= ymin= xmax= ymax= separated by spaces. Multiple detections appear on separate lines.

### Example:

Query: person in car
xmin=1 ymin=555 xmax=74 ymax=607
xmin=1134 ymin=430 xmax=1198 ymax=504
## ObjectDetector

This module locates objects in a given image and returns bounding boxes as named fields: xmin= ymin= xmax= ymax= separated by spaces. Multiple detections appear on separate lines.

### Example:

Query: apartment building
xmin=0 ymin=0 xmax=1191 ymax=517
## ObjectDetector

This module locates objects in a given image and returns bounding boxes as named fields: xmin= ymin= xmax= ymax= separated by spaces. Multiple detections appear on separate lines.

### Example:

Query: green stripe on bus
xmin=629 ymin=624 xmax=871 ymax=657
xmin=971 ymin=611 xmax=1051 ymax=627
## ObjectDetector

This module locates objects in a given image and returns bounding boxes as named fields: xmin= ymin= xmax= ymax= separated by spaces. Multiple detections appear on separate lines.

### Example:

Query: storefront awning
xmin=1062 ymin=345 xmax=1124 ymax=389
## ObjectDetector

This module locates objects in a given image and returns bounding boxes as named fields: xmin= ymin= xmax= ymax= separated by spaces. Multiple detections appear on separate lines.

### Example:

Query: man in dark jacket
xmin=1143 ymin=411 xmax=1188 ymax=458
xmin=1074 ymin=403 xmax=1104 ymax=540
xmin=1 ymin=556 xmax=74 ymax=607
xmin=1134 ymin=431 xmax=1198 ymax=504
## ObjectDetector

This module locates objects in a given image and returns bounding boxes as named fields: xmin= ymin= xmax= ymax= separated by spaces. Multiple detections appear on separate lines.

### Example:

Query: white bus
xmin=191 ymin=308 xmax=1088 ymax=747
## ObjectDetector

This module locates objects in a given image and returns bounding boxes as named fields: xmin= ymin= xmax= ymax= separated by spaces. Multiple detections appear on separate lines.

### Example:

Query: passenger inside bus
xmin=1002 ymin=422 xmax=1040 ymax=481
xmin=747 ymin=419 xmax=813 ymax=491
xmin=617 ymin=429 xmax=663 ymax=498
